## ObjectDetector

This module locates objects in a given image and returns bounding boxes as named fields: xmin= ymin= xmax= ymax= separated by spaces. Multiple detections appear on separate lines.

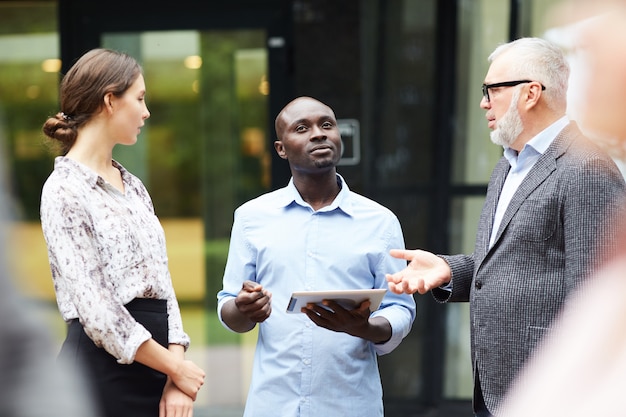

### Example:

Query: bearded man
xmin=385 ymin=37 xmax=626 ymax=417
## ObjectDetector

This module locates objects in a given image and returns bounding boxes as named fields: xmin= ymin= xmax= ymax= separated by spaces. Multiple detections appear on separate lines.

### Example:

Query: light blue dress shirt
xmin=489 ymin=116 xmax=570 ymax=247
xmin=218 ymin=174 xmax=416 ymax=417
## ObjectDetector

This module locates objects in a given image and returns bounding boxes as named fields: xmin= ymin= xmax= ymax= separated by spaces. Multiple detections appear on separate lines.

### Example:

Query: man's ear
xmin=274 ymin=141 xmax=288 ymax=160
xmin=524 ymin=82 xmax=543 ymax=110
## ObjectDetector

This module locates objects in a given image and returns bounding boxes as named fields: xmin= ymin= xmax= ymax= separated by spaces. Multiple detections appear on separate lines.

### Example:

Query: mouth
xmin=486 ymin=115 xmax=496 ymax=130
xmin=309 ymin=145 xmax=332 ymax=155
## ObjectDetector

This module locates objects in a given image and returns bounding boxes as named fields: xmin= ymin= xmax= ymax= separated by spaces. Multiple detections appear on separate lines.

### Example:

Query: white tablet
xmin=286 ymin=288 xmax=387 ymax=314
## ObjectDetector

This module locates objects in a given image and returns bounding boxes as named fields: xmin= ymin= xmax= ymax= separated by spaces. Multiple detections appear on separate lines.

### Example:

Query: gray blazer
xmin=433 ymin=122 xmax=626 ymax=414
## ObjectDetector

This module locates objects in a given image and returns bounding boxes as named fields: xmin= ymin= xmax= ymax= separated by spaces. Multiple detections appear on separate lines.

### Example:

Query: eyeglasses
xmin=481 ymin=80 xmax=546 ymax=102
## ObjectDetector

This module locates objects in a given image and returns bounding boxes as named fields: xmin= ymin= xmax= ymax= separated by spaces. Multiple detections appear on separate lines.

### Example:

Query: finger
xmin=385 ymin=272 xmax=405 ymax=283
xmin=402 ymin=279 xmax=418 ymax=295
xmin=415 ymin=279 xmax=432 ymax=295
xmin=242 ymin=280 xmax=263 ymax=292
xmin=322 ymin=300 xmax=343 ymax=313
xmin=415 ymin=281 xmax=427 ymax=295
xmin=356 ymin=300 xmax=371 ymax=314
xmin=164 ymin=402 xmax=176 ymax=417
xmin=251 ymin=290 xmax=266 ymax=302
xmin=387 ymin=281 xmax=402 ymax=294
xmin=301 ymin=307 xmax=324 ymax=326
xmin=389 ymin=249 xmax=417 ymax=261
xmin=187 ymin=387 xmax=197 ymax=401
xmin=310 ymin=302 xmax=334 ymax=317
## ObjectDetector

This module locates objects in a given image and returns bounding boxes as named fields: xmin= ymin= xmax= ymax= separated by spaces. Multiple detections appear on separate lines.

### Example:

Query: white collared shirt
xmin=40 ymin=157 xmax=190 ymax=363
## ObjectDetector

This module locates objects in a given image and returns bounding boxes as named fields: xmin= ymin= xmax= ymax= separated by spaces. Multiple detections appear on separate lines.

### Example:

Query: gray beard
xmin=490 ymin=89 xmax=523 ymax=148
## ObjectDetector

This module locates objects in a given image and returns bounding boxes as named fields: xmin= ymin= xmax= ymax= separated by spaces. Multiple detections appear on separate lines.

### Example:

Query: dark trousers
xmin=474 ymin=370 xmax=494 ymax=417
xmin=59 ymin=299 xmax=169 ymax=417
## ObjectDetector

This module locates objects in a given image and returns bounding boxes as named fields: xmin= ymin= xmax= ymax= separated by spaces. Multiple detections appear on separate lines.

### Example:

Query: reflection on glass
xmin=444 ymin=196 xmax=484 ymax=399
xmin=102 ymin=29 xmax=269 ymax=412
xmin=0 ymin=3 xmax=61 ymax=325
xmin=446 ymin=0 xmax=563 ymax=401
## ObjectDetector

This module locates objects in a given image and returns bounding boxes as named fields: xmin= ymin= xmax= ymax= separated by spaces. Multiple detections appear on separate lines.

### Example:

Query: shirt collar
xmin=504 ymin=115 xmax=569 ymax=165
xmin=55 ymin=156 xmax=130 ymax=189
xmin=276 ymin=173 xmax=354 ymax=216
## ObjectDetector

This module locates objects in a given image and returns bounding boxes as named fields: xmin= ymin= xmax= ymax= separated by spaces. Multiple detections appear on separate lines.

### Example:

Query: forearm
xmin=134 ymin=339 xmax=182 ymax=377
xmin=358 ymin=316 xmax=392 ymax=344
xmin=136 ymin=338 xmax=205 ymax=401
xmin=168 ymin=343 xmax=185 ymax=358
xmin=162 ymin=344 xmax=187 ymax=390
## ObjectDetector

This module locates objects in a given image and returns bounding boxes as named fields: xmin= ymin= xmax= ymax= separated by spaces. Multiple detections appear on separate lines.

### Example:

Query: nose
xmin=480 ymin=95 xmax=490 ymax=110
xmin=310 ymin=124 xmax=326 ymax=139
xmin=143 ymin=104 xmax=151 ymax=120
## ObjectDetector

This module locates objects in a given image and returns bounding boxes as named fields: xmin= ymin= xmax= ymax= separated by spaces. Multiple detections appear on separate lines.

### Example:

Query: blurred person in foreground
xmin=385 ymin=37 xmax=626 ymax=416
xmin=217 ymin=96 xmax=416 ymax=417
xmin=499 ymin=1 xmax=626 ymax=415
xmin=0 ymin=151 xmax=96 ymax=416
xmin=40 ymin=48 xmax=205 ymax=417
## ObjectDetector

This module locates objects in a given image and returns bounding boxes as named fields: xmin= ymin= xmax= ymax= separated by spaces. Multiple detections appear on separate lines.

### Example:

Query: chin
xmin=121 ymin=137 xmax=139 ymax=146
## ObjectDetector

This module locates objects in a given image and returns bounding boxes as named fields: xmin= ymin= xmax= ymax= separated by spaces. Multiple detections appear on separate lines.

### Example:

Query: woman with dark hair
xmin=40 ymin=48 xmax=205 ymax=417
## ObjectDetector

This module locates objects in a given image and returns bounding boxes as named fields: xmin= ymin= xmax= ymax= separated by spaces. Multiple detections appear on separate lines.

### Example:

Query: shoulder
xmin=553 ymin=134 xmax=626 ymax=198
xmin=345 ymin=190 xmax=399 ymax=222
xmin=550 ymin=127 xmax=621 ymax=178
xmin=235 ymin=187 xmax=288 ymax=216
xmin=555 ymin=124 xmax=616 ymax=164
xmin=41 ymin=161 xmax=83 ymax=204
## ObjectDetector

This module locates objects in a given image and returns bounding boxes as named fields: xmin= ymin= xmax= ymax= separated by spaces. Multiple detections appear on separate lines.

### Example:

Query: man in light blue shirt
xmin=217 ymin=96 xmax=416 ymax=417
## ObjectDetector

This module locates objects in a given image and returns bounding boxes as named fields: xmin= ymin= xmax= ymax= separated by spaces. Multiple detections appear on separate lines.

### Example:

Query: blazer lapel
xmin=489 ymin=123 xmax=576 ymax=248
xmin=476 ymin=157 xmax=510 ymax=259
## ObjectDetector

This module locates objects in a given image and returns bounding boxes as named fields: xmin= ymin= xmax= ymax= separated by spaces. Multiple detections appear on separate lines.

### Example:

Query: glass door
xmin=103 ymin=30 xmax=271 ymax=414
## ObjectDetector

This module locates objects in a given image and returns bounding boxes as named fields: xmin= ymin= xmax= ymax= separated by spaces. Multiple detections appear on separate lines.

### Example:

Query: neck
xmin=65 ymin=122 xmax=114 ymax=174
xmin=293 ymin=170 xmax=341 ymax=211
xmin=511 ymin=113 xmax=565 ymax=152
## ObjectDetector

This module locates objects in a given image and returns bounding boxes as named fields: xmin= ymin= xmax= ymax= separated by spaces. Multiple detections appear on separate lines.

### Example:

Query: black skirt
xmin=59 ymin=298 xmax=169 ymax=417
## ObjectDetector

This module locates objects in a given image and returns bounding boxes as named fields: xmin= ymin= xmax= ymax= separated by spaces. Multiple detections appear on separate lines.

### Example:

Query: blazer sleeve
xmin=432 ymin=253 xmax=475 ymax=303
xmin=561 ymin=153 xmax=626 ymax=297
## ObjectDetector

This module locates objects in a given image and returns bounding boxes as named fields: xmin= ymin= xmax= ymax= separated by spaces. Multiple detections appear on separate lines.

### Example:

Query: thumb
xmin=242 ymin=280 xmax=262 ymax=292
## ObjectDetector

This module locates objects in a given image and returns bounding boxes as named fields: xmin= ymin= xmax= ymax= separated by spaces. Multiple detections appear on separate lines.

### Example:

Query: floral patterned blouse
xmin=40 ymin=157 xmax=189 ymax=364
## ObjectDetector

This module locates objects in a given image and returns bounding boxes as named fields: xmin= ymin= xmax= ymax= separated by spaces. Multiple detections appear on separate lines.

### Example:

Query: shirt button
xmin=303 ymin=359 xmax=311 ymax=365
xmin=474 ymin=280 xmax=483 ymax=289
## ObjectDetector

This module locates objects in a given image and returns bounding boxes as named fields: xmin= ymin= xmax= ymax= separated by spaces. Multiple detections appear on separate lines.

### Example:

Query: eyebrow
xmin=287 ymin=114 xmax=334 ymax=129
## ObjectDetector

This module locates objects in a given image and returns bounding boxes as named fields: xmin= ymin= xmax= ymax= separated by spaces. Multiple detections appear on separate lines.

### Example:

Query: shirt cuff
xmin=118 ymin=324 xmax=152 ymax=364
xmin=371 ymin=306 xmax=413 ymax=356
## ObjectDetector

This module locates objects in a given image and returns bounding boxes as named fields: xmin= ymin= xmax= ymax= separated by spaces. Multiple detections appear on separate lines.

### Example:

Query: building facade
xmin=0 ymin=0 xmax=564 ymax=415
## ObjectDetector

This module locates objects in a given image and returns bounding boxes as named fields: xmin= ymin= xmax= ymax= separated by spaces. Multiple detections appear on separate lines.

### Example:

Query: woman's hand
xmin=159 ymin=378 xmax=194 ymax=417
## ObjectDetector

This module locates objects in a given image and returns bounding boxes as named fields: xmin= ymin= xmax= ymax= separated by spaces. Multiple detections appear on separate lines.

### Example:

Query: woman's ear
xmin=103 ymin=92 xmax=114 ymax=114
